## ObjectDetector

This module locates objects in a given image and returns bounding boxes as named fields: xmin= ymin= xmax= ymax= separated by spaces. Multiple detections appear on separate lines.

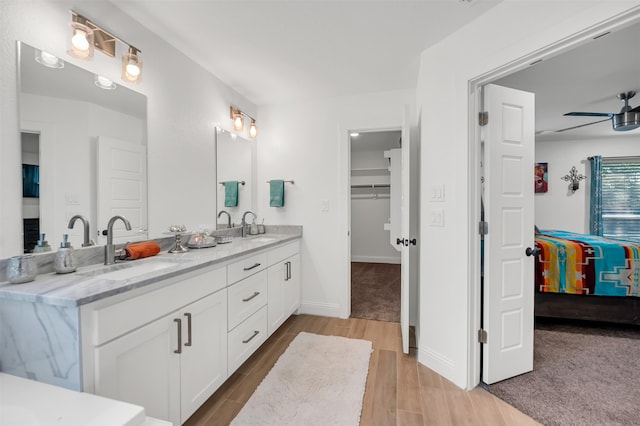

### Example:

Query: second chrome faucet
xmin=104 ymin=215 xmax=132 ymax=265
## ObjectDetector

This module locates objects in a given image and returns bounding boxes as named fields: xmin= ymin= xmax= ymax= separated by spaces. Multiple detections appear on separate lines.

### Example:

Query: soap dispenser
xmin=54 ymin=234 xmax=77 ymax=274
xmin=33 ymin=233 xmax=52 ymax=253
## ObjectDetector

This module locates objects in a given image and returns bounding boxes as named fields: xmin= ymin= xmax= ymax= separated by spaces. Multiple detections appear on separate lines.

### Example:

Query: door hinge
xmin=479 ymin=221 xmax=488 ymax=236
xmin=479 ymin=111 xmax=488 ymax=126
xmin=478 ymin=329 xmax=488 ymax=344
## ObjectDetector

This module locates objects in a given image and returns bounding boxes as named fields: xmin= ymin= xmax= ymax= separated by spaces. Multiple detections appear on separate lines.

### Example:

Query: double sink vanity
xmin=0 ymin=226 xmax=302 ymax=425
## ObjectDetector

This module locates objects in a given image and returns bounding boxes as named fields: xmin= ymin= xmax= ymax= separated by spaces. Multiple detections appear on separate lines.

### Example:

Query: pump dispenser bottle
xmin=33 ymin=233 xmax=51 ymax=253
xmin=54 ymin=234 xmax=77 ymax=274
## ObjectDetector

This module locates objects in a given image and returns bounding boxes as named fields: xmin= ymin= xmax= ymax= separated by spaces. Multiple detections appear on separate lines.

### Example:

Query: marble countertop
xmin=0 ymin=230 xmax=301 ymax=308
xmin=0 ymin=372 xmax=171 ymax=426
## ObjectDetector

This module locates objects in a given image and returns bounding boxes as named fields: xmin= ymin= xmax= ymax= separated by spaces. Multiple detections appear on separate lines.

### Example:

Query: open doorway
xmin=349 ymin=130 xmax=402 ymax=322
xmin=474 ymin=9 xmax=640 ymax=424
xmin=21 ymin=132 xmax=40 ymax=253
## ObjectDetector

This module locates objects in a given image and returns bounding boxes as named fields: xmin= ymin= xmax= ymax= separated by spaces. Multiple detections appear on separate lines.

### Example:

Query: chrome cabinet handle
xmin=242 ymin=291 xmax=260 ymax=302
xmin=184 ymin=313 xmax=192 ymax=347
xmin=284 ymin=261 xmax=289 ymax=281
xmin=243 ymin=263 xmax=261 ymax=271
xmin=174 ymin=318 xmax=182 ymax=354
xmin=242 ymin=330 xmax=260 ymax=344
xmin=288 ymin=261 xmax=292 ymax=280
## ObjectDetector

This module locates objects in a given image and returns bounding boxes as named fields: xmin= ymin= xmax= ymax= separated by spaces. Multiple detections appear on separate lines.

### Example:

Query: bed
xmin=534 ymin=230 xmax=640 ymax=325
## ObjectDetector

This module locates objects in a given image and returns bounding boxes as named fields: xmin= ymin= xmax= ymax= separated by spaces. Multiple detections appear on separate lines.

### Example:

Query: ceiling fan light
xmin=612 ymin=112 xmax=640 ymax=131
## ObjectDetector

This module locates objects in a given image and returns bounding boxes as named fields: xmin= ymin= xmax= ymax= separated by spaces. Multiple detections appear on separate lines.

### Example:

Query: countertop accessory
xmin=250 ymin=218 xmax=259 ymax=235
xmin=165 ymin=226 xmax=191 ymax=253
xmin=257 ymin=219 xmax=265 ymax=234
xmin=54 ymin=234 xmax=77 ymax=274
xmin=7 ymin=254 xmax=38 ymax=284
xmin=124 ymin=241 xmax=162 ymax=259
xmin=33 ymin=233 xmax=52 ymax=253
xmin=187 ymin=232 xmax=217 ymax=249
xmin=215 ymin=235 xmax=233 ymax=244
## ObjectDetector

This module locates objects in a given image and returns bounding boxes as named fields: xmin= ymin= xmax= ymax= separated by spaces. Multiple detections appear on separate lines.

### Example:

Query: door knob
xmin=525 ymin=247 xmax=541 ymax=257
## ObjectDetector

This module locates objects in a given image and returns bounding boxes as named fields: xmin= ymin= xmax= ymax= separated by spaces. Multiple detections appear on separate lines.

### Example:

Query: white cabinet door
xmin=94 ymin=314 xmax=181 ymax=425
xmin=284 ymin=254 xmax=301 ymax=316
xmin=267 ymin=261 xmax=286 ymax=336
xmin=180 ymin=289 xmax=228 ymax=422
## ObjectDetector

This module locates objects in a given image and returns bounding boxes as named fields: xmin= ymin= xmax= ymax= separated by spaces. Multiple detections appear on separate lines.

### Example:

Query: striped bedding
xmin=535 ymin=230 xmax=640 ymax=297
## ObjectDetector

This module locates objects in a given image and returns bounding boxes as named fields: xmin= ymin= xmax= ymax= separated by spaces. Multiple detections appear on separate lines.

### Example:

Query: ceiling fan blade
xmin=563 ymin=112 xmax=614 ymax=117
xmin=555 ymin=118 xmax=611 ymax=133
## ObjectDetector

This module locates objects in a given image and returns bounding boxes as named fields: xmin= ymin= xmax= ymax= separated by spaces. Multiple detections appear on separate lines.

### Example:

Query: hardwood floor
xmin=184 ymin=314 xmax=540 ymax=426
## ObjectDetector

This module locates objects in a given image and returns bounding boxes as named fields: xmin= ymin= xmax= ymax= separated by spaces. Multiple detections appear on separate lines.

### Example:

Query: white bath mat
xmin=231 ymin=332 xmax=373 ymax=426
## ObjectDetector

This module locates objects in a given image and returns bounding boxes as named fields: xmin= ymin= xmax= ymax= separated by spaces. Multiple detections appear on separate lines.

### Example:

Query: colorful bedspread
xmin=535 ymin=230 xmax=640 ymax=297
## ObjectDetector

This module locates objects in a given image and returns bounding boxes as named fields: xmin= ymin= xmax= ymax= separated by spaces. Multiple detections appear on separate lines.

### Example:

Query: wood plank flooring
xmin=184 ymin=314 xmax=540 ymax=426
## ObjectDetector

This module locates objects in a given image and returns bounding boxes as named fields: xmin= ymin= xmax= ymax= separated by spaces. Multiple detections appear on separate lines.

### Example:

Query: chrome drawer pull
xmin=184 ymin=313 xmax=192 ymax=347
xmin=242 ymin=330 xmax=260 ymax=344
xmin=243 ymin=263 xmax=261 ymax=271
xmin=242 ymin=291 xmax=260 ymax=302
xmin=174 ymin=318 xmax=182 ymax=354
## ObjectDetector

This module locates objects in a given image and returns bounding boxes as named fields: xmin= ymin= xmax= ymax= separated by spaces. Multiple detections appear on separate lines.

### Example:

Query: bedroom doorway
xmin=473 ymin=6 xmax=640 ymax=387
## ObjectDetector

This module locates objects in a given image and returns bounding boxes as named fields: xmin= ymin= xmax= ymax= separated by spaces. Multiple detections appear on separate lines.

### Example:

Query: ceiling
xmin=110 ymin=0 xmax=501 ymax=106
xmin=494 ymin=19 xmax=640 ymax=142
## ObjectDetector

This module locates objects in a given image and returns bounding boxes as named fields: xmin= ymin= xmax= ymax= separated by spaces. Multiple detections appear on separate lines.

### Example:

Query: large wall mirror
xmin=18 ymin=41 xmax=148 ymax=253
xmin=216 ymin=127 xmax=256 ymax=228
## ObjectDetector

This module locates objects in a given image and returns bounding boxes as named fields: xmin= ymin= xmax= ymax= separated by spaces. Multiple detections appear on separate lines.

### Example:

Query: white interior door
xmin=482 ymin=84 xmax=535 ymax=384
xmin=97 ymin=137 xmax=147 ymax=244
xmin=400 ymin=105 xmax=412 ymax=354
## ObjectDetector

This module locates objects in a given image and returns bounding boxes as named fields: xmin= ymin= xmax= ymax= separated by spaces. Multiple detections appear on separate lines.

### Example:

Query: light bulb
xmin=233 ymin=115 xmax=244 ymax=131
xmin=71 ymin=29 xmax=90 ymax=52
xmin=126 ymin=63 xmax=140 ymax=77
xmin=35 ymin=49 xmax=64 ymax=69
xmin=94 ymin=75 xmax=116 ymax=90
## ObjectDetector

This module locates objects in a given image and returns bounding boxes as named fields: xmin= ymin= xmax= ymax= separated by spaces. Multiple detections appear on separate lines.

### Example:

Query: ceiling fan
xmin=562 ymin=90 xmax=640 ymax=132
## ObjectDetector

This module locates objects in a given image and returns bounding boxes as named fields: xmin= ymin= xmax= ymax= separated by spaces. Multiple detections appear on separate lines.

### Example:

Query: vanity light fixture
xmin=34 ymin=49 xmax=64 ymax=69
xmin=67 ymin=11 xmax=143 ymax=84
xmin=121 ymin=46 xmax=142 ymax=84
xmin=229 ymin=106 xmax=258 ymax=138
xmin=230 ymin=106 xmax=244 ymax=131
xmin=94 ymin=74 xmax=116 ymax=90
xmin=248 ymin=119 xmax=258 ymax=139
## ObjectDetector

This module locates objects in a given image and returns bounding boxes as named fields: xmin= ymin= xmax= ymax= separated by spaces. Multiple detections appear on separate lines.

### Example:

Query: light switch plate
xmin=430 ymin=184 xmax=445 ymax=201
xmin=429 ymin=209 xmax=444 ymax=227
xmin=321 ymin=199 xmax=330 ymax=212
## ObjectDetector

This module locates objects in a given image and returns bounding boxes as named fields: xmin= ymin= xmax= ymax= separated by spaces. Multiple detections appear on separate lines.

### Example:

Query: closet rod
xmin=351 ymin=184 xmax=390 ymax=189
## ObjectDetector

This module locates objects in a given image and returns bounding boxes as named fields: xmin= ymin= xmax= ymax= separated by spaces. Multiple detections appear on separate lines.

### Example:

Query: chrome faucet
xmin=104 ymin=215 xmax=132 ymax=265
xmin=217 ymin=210 xmax=232 ymax=229
xmin=241 ymin=210 xmax=257 ymax=238
xmin=67 ymin=214 xmax=95 ymax=247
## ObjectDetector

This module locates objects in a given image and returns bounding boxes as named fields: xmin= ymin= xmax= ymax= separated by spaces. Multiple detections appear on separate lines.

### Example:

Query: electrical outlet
xmin=321 ymin=199 xmax=330 ymax=212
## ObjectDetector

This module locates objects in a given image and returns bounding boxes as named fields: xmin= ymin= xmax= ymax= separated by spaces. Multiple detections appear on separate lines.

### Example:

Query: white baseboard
xmin=299 ymin=301 xmax=342 ymax=318
xmin=417 ymin=345 xmax=466 ymax=389
xmin=351 ymin=256 xmax=401 ymax=264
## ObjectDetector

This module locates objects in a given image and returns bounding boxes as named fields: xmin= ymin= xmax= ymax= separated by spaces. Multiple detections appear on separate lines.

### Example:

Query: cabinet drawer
xmin=267 ymin=241 xmax=300 ymax=266
xmin=228 ymin=305 xmax=267 ymax=373
xmin=227 ymin=270 xmax=267 ymax=331
xmin=93 ymin=266 xmax=226 ymax=346
xmin=227 ymin=252 xmax=267 ymax=284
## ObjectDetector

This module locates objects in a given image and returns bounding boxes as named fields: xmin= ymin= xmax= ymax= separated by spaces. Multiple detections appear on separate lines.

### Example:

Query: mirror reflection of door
xmin=21 ymin=132 xmax=40 ymax=253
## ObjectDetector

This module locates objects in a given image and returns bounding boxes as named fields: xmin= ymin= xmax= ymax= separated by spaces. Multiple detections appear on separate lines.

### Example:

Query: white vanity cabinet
xmin=82 ymin=266 xmax=228 ymax=426
xmin=267 ymin=241 xmax=301 ymax=336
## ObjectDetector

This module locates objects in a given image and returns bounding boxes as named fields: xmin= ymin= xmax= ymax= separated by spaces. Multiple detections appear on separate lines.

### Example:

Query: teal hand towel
xmin=270 ymin=180 xmax=285 ymax=207
xmin=224 ymin=181 xmax=239 ymax=207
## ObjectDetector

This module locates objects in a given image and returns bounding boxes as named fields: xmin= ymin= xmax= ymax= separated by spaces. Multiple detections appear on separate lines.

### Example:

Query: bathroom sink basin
xmin=247 ymin=236 xmax=277 ymax=243
xmin=79 ymin=259 xmax=180 ymax=281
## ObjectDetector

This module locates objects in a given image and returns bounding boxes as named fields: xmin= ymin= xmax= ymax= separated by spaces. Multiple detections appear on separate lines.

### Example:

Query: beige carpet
xmin=351 ymin=262 xmax=400 ymax=322
xmin=231 ymin=332 xmax=373 ymax=426
xmin=488 ymin=321 xmax=640 ymax=425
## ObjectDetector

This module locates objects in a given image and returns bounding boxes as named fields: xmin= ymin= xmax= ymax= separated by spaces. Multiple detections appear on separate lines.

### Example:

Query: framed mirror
xmin=215 ymin=127 xmax=256 ymax=228
xmin=18 ymin=42 xmax=148 ymax=253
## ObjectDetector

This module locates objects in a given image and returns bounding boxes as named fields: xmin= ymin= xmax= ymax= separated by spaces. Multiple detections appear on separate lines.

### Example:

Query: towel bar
xmin=219 ymin=181 xmax=246 ymax=185
xmin=266 ymin=180 xmax=294 ymax=184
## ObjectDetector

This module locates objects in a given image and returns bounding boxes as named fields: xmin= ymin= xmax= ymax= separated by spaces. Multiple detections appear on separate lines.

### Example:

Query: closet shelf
xmin=350 ymin=168 xmax=389 ymax=177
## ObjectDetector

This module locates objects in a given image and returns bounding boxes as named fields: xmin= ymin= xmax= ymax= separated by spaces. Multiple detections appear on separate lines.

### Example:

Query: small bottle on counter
xmin=33 ymin=233 xmax=52 ymax=253
xmin=54 ymin=234 xmax=77 ymax=274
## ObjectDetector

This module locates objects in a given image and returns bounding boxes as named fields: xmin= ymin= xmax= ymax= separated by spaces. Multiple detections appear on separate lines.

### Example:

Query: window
xmin=601 ymin=159 xmax=640 ymax=242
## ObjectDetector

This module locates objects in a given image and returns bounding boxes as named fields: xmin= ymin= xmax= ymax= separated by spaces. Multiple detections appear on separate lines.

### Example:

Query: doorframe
xmin=466 ymin=9 xmax=640 ymax=388
xmin=339 ymin=124 xmax=404 ymax=319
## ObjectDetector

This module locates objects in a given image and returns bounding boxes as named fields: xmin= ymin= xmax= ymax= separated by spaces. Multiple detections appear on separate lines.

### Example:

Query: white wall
xmin=351 ymin=146 xmax=400 ymax=264
xmin=416 ymin=1 xmax=640 ymax=389
xmin=0 ymin=0 xmax=255 ymax=258
xmin=257 ymin=89 xmax=415 ymax=317
xmin=535 ymin=135 xmax=639 ymax=233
